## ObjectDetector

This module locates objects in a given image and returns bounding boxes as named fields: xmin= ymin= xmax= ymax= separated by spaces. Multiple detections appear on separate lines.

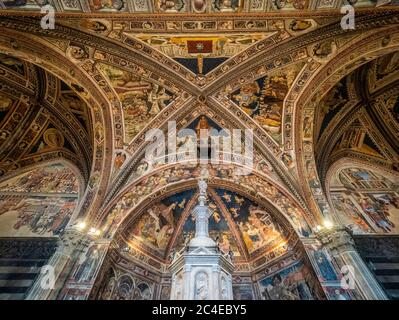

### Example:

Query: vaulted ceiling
xmin=0 ymin=3 xmax=399 ymax=274
xmin=314 ymin=51 xmax=399 ymax=187
xmin=0 ymin=0 xmax=392 ymax=13
xmin=0 ymin=54 xmax=93 ymax=181
xmin=119 ymin=187 xmax=298 ymax=265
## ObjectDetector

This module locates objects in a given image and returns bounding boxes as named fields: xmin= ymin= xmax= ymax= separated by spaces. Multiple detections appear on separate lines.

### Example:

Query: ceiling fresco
xmin=98 ymin=62 xmax=176 ymax=143
xmin=127 ymin=33 xmax=275 ymax=75
xmin=315 ymin=52 xmax=399 ymax=140
xmin=0 ymin=54 xmax=94 ymax=180
xmin=0 ymin=4 xmax=399 ymax=301
xmin=0 ymin=52 xmax=26 ymax=76
xmin=314 ymin=52 xmax=399 ymax=186
xmin=0 ymin=0 xmax=389 ymax=13
xmin=369 ymin=50 xmax=399 ymax=92
xmin=122 ymin=187 xmax=292 ymax=265
xmin=58 ymin=81 xmax=93 ymax=139
xmin=230 ymin=61 xmax=304 ymax=144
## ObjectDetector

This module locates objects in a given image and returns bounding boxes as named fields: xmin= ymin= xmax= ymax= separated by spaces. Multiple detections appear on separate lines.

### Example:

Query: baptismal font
xmin=169 ymin=171 xmax=234 ymax=300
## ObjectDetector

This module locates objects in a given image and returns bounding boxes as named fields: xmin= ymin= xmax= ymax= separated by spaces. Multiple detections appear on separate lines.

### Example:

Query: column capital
xmin=184 ymin=265 xmax=192 ymax=273
xmin=58 ymin=228 xmax=92 ymax=256
xmin=212 ymin=265 xmax=221 ymax=273
xmin=316 ymin=226 xmax=355 ymax=255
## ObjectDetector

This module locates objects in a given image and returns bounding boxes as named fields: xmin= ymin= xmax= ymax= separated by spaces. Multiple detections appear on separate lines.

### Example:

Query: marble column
xmin=25 ymin=228 xmax=92 ymax=300
xmin=317 ymin=227 xmax=388 ymax=300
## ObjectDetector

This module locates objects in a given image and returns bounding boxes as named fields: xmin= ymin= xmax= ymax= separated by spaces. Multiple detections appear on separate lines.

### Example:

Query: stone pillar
xmin=182 ymin=265 xmax=192 ymax=300
xmin=227 ymin=274 xmax=234 ymax=300
xmin=317 ymin=227 xmax=388 ymax=300
xmin=170 ymin=274 xmax=177 ymax=299
xmin=212 ymin=265 xmax=221 ymax=300
xmin=25 ymin=228 xmax=92 ymax=300
xmin=195 ymin=207 xmax=210 ymax=238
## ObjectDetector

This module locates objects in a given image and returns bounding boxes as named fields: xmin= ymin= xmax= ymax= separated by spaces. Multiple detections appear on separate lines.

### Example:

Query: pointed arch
xmin=292 ymin=26 xmax=399 ymax=224
xmin=98 ymin=162 xmax=314 ymax=248
xmin=103 ymin=100 xmax=310 ymax=224
xmin=0 ymin=28 xmax=115 ymax=224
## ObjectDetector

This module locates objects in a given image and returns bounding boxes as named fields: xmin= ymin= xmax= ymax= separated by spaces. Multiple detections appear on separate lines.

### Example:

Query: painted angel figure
xmin=148 ymin=85 xmax=172 ymax=115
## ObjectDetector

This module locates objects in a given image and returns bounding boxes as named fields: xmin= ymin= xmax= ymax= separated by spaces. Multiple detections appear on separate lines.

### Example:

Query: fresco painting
xmin=230 ymin=63 xmax=303 ymax=144
xmin=216 ymin=189 xmax=287 ymax=255
xmin=98 ymin=63 xmax=175 ymax=144
xmin=0 ymin=164 xmax=79 ymax=237
xmin=233 ymin=284 xmax=254 ymax=300
xmin=0 ymin=52 xmax=25 ymax=76
xmin=104 ymin=163 xmax=311 ymax=239
xmin=331 ymin=168 xmax=399 ymax=234
xmin=259 ymin=262 xmax=315 ymax=300
xmin=0 ymin=164 xmax=79 ymax=194
xmin=123 ymin=185 xmax=301 ymax=261
xmin=125 ymin=190 xmax=196 ymax=255
xmin=130 ymin=34 xmax=273 ymax=74
xmin=1 ymin=3 xmax=399 ymax=301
